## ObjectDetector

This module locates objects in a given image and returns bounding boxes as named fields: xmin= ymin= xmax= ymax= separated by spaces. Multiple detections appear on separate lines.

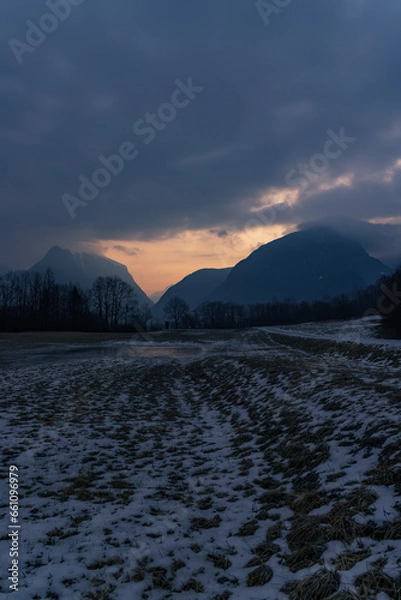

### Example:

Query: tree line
xmin=1 ymin=266 xmax=401 ymax=334
xmin=162 ymin=268 xmax=401 ymax=334
xmin=0 ymin=269 xmax=151 ymax=332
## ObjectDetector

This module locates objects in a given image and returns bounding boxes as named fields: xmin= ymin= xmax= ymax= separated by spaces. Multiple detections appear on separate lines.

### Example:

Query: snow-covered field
xmin=1 ymin=321 xmax=401 ymax=599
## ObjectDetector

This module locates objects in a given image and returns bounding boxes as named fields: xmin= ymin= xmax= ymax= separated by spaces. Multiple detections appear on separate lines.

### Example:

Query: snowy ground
xmin=1 ymin=321 xmax=401 ymax=599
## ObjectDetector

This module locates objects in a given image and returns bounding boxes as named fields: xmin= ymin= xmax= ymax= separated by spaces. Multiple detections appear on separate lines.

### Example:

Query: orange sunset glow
xmin=95 ymin=224 xmax=288 ymax=296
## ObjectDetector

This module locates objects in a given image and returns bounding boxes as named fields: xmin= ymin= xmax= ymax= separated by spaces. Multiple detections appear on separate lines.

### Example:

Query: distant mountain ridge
xmin=208 ymin=227 xmax=390 ymax=305
xmin=154 ymin=268 xmax=232 ymax=315
xmin=25 ymin=227 xmax=393 ymax=314
xmin=30 ymin=246 xmax=152 ymax=307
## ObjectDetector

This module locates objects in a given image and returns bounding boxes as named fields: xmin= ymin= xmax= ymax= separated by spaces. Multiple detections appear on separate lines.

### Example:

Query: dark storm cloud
xmin=2 ymin=0 xmax=401 ymax=266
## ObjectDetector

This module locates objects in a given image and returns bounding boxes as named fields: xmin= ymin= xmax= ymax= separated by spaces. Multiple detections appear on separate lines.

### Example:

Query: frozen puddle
xmin=123 ymin=343 xmax=205 ymax=359
xmin=2 ymin=342 xmax=206 ymax=365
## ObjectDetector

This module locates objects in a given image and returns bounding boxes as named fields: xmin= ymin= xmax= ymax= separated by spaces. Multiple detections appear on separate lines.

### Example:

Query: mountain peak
xmin=46 ymin=245 xmax=71 ymax=256
xmin=30 ymin=247 xmax=152 ymax=306
xmin=210 ymin=227 xmax=390 ymax=305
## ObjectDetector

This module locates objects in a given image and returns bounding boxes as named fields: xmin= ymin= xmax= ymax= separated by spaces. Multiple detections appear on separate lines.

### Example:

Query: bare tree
xmin=91 ymin=276 xmax=138 ymax=330
xmin=29 ymin=271 xmax=42 ymax=316
xmin=163 ymin=296 xmax=190 ymax=329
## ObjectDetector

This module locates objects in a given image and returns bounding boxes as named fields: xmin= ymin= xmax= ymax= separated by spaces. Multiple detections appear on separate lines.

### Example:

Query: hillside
xmin=154 ymin=267 xmax=232 ymax=315
xmin=210 ymin=227 xmax=390 ymax=305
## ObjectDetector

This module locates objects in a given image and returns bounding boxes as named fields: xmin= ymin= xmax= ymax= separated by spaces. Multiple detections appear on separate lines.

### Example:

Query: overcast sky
xmin=2 ymin=0 xmax=401 ymax=293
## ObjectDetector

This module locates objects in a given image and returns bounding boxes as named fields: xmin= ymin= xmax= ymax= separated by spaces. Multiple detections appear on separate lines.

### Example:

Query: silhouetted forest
xmin=0 ymin=269 xmax=151 ymax=332
xmin=0 ymin=267 xmax=400 ymax=334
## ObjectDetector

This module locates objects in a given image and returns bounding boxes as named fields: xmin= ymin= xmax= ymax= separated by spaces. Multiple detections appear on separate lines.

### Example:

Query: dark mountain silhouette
xmin=29 ymin=246 xmax=152 ymax=307
xmin=299 ymin=216 xmax=401 ymax=267
xmin=209 ymin=227 xmax=390 ymax=305
xmin=154 ymin=267 xmax=232 ymax=315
